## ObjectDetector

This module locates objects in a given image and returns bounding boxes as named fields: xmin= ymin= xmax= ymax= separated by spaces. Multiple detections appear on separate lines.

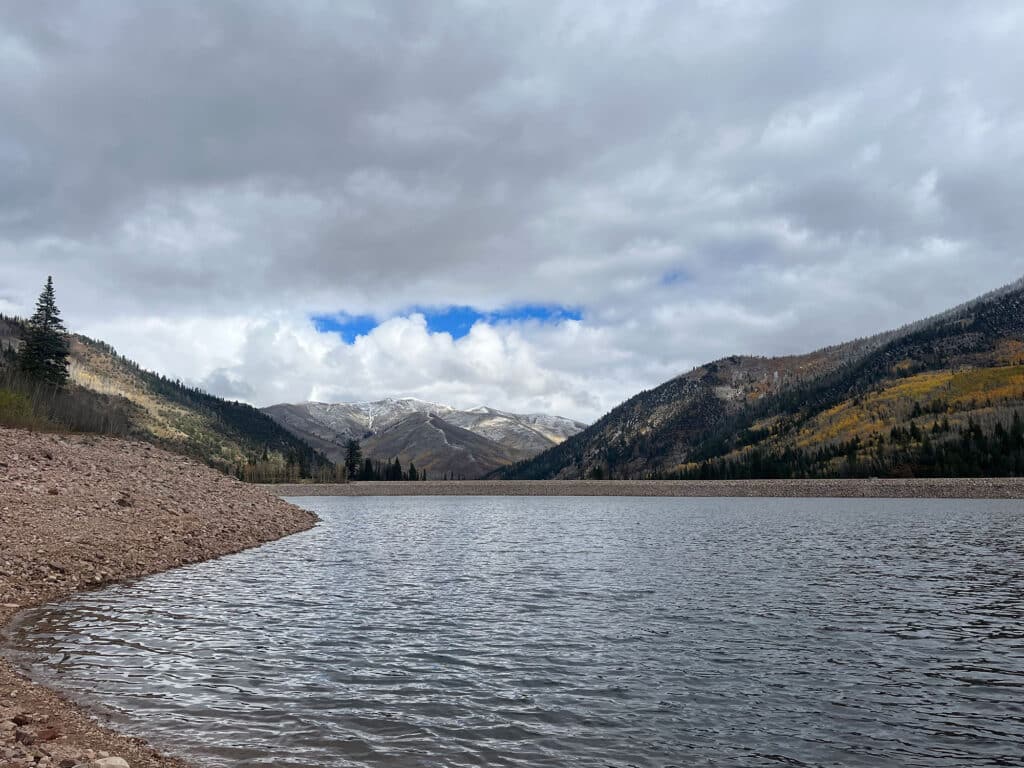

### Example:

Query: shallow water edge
xmin=0 ymin=426 xmax=319 ymax=768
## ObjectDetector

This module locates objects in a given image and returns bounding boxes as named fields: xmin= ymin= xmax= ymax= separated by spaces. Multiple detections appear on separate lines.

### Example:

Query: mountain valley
xmin=262 ymin=398 xmax=586 ymax=479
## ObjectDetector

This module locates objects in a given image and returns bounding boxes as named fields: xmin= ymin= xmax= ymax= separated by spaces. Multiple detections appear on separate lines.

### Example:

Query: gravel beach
xmin=268 ymin=477 xmax=1024 ymax=498
xmin=0 ymin=427 xmax=317 ymax=768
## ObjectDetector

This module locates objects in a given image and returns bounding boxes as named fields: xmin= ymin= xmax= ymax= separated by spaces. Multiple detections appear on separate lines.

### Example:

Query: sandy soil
xmin=0 ymin=427 xmax=317 ymax=768
xmin=268 ymin=477 xmax=1024 ymax=498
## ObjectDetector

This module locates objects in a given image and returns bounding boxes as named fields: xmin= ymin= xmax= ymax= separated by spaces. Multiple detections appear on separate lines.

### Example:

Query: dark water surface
xmin=5 ymin=496 xmax=1024 ymax=767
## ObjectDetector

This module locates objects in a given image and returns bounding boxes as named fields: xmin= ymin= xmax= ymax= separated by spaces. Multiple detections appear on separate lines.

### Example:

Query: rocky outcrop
xmin=0 ymin=427 xmax=318 ymax=768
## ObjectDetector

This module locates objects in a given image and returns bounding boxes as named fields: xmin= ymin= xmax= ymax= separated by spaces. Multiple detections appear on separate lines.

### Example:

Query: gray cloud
xmin=1 ymin=0 xmax=1023 ymax=420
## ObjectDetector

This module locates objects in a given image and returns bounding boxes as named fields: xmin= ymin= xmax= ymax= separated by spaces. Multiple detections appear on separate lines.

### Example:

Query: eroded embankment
xmin=0 ymin=427 xmax=317 ymax=768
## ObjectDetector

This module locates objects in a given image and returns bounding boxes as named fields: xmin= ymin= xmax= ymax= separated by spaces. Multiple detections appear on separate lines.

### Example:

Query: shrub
xmin=0 ymin=369 xmax=132 ymax=435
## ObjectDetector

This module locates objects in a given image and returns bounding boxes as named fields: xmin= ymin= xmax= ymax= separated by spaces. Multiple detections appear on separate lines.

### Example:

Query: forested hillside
xmin=69 ymin=335 xmax=334 ymax=479
xmin=2 ymin=314 xmax=333 ymax=481
xmin=500 ymin=278 xmax=1024 ymax=480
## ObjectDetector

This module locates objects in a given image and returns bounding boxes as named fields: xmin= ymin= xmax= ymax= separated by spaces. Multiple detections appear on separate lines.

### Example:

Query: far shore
xmin=266 ymin=477 xmax=1024 ymax=499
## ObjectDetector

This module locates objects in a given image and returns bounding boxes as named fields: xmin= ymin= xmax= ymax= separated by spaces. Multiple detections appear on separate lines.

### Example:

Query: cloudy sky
xmin=2 ymin=1 xmax=1023 ymax=421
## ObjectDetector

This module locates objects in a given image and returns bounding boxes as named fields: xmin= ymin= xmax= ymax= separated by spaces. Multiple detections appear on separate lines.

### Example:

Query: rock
xmin=91 ymin=758 xmax=130 ymax=768
xmin=11 ymin=713 xmax=32 ymax=726
xmin=36 ymin=725 xmax=60 ymax=741
xmin=14 ymin=727 xmax=34 ymax=745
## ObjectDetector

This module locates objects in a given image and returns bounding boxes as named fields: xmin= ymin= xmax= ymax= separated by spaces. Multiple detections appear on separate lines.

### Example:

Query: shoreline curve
xmin=1 ymin=426 xmax=317 ymax=768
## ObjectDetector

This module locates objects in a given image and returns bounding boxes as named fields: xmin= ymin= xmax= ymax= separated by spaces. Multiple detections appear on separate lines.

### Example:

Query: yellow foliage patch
xmin=792 ymin=365 xmax=1024 ymax=450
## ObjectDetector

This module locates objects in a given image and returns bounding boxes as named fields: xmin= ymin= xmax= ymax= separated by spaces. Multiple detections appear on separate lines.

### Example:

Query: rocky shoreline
xmin=0 ymin=427 xmax=318 ymax=768
xmin=267 ymin=477 xmax=1024 ymax=498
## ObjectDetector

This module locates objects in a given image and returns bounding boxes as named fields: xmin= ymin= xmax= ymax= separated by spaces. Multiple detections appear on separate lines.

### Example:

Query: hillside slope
xmin=443 ymin=406 xmax=586 ymax=455
xmin=69 ymin=336 xmax=331 ymax=476
xmin=362 ymin=412 xmax=530 ymax=479
xmin=1 ymin=321 xmax=331 ymax=478
xmin=501 ymin=278 xmax=1024 ymax=480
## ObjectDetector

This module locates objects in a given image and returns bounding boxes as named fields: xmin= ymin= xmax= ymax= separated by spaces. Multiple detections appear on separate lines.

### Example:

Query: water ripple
xmin=4 ymin=497 xmax=1024 ymax=767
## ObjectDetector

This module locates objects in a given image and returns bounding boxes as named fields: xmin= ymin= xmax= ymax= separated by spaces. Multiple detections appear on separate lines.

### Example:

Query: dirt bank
xmin=0 ymin=427 xmax=317 ymax=768
xmin=267 ymin=477 xmax=1024 ymax=498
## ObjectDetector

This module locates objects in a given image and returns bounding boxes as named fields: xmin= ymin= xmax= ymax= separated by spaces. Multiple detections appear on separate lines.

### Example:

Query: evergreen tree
xmin=19 ymin=276 xmax=70 ymax=386
xmin=408 ymin=462 xmax=418 ymax=481
xmin=344 ymin=439 xmax=363 ymax=479
xmin=362 ymin=457 xmax=376 ymax=481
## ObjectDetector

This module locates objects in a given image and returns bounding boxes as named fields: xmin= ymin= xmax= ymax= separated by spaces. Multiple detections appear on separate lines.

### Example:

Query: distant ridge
xmin=263 ymin=397 xmax=586 ymax=479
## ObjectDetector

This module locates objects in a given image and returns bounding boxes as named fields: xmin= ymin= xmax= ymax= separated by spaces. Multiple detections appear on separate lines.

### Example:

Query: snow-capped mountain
xmin=444 ymin=406 xmax=586 ymax=455
xmin=261 ymin=397 xmax=586 ymax=476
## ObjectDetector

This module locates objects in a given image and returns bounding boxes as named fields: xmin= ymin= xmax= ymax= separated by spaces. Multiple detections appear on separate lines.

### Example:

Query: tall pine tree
xmin=19 ymin=276 xmax=69 ymax=387
xmin=344 ymin=439 xmax=363 ymax=479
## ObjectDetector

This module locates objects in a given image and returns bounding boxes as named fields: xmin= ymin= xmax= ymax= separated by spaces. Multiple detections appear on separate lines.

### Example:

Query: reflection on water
xmin=5 ymin=496 xmax=1024 ymax=767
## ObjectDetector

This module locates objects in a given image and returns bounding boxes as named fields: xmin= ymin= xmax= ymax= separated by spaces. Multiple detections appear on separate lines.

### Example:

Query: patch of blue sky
xmin=313 ymin=304 xmax=582 ymax=342
xmin=311 ymin=313 xmax=378 ymax=343
xmin=418 ymin=305 xmax=582 ymax=339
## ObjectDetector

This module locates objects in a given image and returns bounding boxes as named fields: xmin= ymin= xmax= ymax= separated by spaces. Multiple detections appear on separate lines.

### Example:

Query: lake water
xmin=5 ymin=496 xmax=1024 ymax=767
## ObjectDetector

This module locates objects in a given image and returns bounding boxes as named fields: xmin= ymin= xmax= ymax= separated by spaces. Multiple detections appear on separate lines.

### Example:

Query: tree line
xmin=342 ymin=438 xmax=430 ymax=481
xmin=669 ymin=411 xmax=1024 ymax=480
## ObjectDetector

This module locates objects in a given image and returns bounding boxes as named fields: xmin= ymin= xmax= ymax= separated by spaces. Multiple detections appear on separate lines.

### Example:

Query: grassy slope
xmin=1 ymin=321 xmax=330 ymax=477
xmin=69 ymin=335 xmax=331 ymax=474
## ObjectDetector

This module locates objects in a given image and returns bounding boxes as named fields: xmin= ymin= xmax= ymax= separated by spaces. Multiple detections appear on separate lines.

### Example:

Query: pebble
xmin=91 ymin=758 xmax=130 ymax=768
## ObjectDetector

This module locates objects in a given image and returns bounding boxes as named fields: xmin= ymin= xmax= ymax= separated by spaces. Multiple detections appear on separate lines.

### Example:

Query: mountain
xmin=500 ymin=277 xmax=1024 ymax=480
xmin=1 ymin=321 xmax=331 ymax=480
xmin=362 ymin=412 xmax=530 ymax=479
xmin=262 ymin=398 xmax=455 ymax=457
xmin=444 ymin=406 xmax=586 ymax=454
xmin=262 ymin=397 xmax=586 ymax=478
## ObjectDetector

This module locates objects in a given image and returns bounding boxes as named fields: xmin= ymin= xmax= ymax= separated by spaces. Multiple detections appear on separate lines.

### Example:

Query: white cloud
xmin=1 ymin=1 xmax=1023 ymax=422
